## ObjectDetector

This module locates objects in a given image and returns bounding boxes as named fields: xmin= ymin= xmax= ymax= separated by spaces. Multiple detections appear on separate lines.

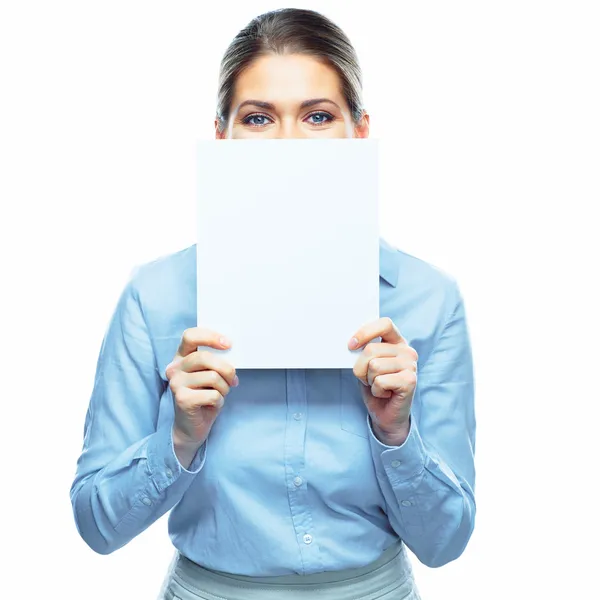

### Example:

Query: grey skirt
xmin=157 ymin=539 xmax=421 ymax=599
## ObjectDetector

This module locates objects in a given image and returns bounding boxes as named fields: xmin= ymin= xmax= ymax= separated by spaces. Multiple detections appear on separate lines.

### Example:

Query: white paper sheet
xmin=196 ymin=138 xmax=379 ymax=369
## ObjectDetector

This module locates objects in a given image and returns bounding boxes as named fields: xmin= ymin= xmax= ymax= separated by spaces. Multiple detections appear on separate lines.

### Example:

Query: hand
xmin=165 ymin=327 xmax=238 ymax=448
xmin=348 ymin=317 xmax=418 ymax=445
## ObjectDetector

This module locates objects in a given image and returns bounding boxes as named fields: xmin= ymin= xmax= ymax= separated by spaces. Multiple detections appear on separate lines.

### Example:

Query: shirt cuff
xmin=146 ymin=422 xmax=207 ymax=492
xmin=367 ymin=414 xmax=427 ymax=484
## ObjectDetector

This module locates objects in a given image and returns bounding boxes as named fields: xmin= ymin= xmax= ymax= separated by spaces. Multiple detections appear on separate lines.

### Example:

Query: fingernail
xmin=232 ymin=375 xmax=239 ymax=387
xmin=349 ymin=337 xmax=359 ymax=349
xmin=220 ymin=336 xmax=231 ymax=347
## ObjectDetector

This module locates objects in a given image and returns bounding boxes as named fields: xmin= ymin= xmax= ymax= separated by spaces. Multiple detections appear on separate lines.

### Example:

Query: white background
xmin=1 ymin=1 xmax=598 ymax=598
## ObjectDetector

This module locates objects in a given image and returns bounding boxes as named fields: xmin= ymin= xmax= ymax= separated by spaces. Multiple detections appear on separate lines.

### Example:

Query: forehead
xmin=232 ymin=53 xmax=344 ymax=104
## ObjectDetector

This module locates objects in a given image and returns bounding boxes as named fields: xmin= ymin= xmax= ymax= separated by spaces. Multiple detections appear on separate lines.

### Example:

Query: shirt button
xmin=142 ymin=497 xmax=152 ymax=506
xmin=293 ymin=476 xmax=303 ymax=487
xmin=293 ymin=412 xmax=303 ymax=420
xmin=303 ymin=534 xmax=313 ymax=544
xmin=391 ymin=460 xmax=401 ymax=468
xmin=401 ymin=500 xmax=412 ymax=507
xmin=166 ymin=468 xmax=173 ymax=478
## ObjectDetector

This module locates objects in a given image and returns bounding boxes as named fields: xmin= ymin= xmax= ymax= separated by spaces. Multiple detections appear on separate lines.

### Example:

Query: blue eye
xmin=306 ymin=111 xmax=334 ymax=125
xmin=240 ymin=111 xmax=335 ymax=128
xmin=242 ymin=114 xmax=272 ymax=127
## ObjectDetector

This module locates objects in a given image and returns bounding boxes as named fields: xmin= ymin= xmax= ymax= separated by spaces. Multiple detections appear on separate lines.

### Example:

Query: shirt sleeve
xmin=69 ymin=272 xmax=207 ymax=555
xmin=367 ymin=281 xmax=476 ymax=567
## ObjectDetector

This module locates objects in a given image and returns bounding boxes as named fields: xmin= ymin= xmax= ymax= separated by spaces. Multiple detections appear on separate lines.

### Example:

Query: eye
xmin=241 ymin=113 xmax=273 ymax=127
xmin=305 ymin=111 xmax=335 ymax=126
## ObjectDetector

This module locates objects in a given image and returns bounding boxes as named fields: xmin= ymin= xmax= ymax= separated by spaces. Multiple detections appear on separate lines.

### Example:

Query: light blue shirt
xmin=70 ymin=237 xmax=476 ymax=574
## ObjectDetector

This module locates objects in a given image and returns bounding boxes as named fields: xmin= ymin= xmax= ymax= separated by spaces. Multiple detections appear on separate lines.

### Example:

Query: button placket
xmin=284 ymin=369 xmax=321 ymax=572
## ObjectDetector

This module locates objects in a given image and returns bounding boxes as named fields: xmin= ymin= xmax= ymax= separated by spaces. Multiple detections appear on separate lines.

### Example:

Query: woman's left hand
xmin=349 ymin=317 xmax=418 ymax=446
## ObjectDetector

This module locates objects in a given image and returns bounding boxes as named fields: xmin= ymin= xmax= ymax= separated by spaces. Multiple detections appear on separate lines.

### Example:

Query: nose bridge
xmin=276 ymin=115 xmax=306 ymax=139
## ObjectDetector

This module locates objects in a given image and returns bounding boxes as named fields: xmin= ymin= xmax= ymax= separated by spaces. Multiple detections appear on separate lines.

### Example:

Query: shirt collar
xmin=379 ymin=237 xmax=399 ymax=287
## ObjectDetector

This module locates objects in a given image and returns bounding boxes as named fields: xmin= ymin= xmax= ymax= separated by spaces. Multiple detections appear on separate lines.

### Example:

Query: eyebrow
xmin=236 ymin=98 xmax=341 ymax=111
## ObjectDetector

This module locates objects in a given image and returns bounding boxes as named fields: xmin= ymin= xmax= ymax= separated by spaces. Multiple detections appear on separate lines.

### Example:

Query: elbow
xmin=420 ymin=546 xmax=466 ymax=569
xmin=420 ymin=532 xmax=474 ymax=569
xmin=70 ymin=484 xmax=121 ymax=556
xmin=80 ymin=527 xmax=121 ymax=556
xmin=418 ymin=501 xmax=476 ymax=568
xmin=72 ymin=511 xmax=120 ymax=556
xmin=81 ymin=536 xmax=115 ymax=556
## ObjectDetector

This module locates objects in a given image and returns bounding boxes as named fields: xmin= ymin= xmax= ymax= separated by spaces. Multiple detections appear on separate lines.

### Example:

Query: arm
xmin=368 ymin=282 xmax=476 ymax=567
xmin=69 ymin=273 xmax=207 ymax=555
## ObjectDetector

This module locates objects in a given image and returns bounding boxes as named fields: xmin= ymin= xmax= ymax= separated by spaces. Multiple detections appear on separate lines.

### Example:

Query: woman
xmin=70 ymin=8 xmax=476 ymax=600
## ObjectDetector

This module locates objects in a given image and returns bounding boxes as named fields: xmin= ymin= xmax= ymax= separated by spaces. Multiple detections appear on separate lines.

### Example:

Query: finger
xmin=177 ymin=387 xmax=225 ymax=410
xmin=182 ymin=369 xmax=231 ymax=398
xmin=177 ymin=327 xmax=232 ymax=359
xmin=349 ymin=317 xmax=405 ymax=350
xmin=166 ymin=328 xmax=233 ymax=379
xmin=169 ymin=369 xmax=230 ymax=402
xmin=183 ymin=350 xmax=237 ymax=387
xmin=353 ymin=343 xmax=399 ymax=386
xmin=371 ymin=371 xmax=417 ymax=398
xmin=367 ymin=355 xmax=417 ymax=386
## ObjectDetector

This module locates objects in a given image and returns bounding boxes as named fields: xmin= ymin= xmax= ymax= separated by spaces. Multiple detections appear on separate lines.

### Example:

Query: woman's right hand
xmin=165 ymin=327 xmax=238 ymax=451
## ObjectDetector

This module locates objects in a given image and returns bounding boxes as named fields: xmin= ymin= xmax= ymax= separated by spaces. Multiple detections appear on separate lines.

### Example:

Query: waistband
xmin=169 ymin=539 xmax=415 ymax=599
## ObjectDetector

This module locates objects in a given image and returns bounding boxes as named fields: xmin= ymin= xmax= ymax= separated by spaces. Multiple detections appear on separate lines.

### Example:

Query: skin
xmin=168 ymin=54 xmax=417 ymax=468
xmin=215 ymin=53 xmax=369 ymax=139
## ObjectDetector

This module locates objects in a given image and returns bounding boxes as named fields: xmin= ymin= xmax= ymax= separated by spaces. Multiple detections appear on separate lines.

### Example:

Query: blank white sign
xmin=196 ymin=138 xmax=379 ymax=369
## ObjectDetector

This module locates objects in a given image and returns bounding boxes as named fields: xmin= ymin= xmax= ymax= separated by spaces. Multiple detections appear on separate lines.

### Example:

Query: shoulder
xmin=125 ymin=244 xmax=197 ymax=338
xmin=128 ymin=244 xmax=195 ymax=294
xmin=380 ymin=240 xmax=465 ymax=362
xmin=387 ymin=240 xmax=462 ymax=316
